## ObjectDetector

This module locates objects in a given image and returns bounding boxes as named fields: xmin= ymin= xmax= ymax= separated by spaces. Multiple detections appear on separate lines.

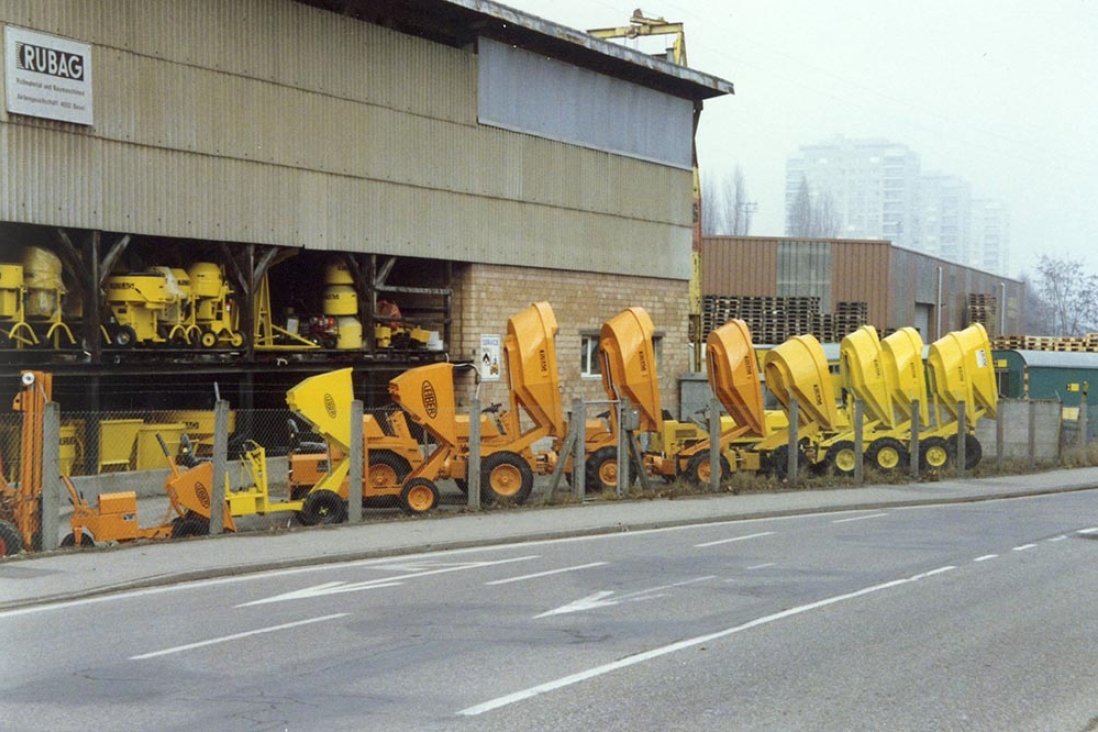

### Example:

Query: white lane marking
xmin=237 ymin=555 xmax=540 ymax=607
xmin=695 ymin=531 xmax=775 ymax=548
xmin=832 ymin=512 xmax=889 ymax=524
xmin=1048 ymin=536 xmax=1068 ymax=542
xmin=535 ymin=576 xmax=716 ymax=618
xmin=1013 ymin=544 xmax=1037 ymax=552
xmin=973 ymin=554 xmax=998 ymax=562
xmin=1078 ymin=527 xmax=1098 ymax=535
xmin=911 ymin=566 xmax=956 ymax=580
xmin=747 ymin=563 xmax=776 ymax=571
xmin=130 ymin=613 xmax=347 ymax=660
xmin=460 ymin=565 xmax=954 ymax=716
xmin=485 ymin=562 xmax=609 ymax=586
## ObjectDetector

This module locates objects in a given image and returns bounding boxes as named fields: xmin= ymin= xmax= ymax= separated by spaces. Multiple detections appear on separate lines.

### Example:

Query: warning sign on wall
xmin=479 ymin=334 xmax=501 ymax=382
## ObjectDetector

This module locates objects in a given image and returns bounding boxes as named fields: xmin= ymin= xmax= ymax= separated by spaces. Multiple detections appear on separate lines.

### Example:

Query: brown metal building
xmin=701 ymin=235 xmax=1024 ymax=343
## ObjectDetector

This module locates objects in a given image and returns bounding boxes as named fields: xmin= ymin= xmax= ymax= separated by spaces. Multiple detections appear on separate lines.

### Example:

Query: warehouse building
xmin=0 ymin=0 xmax=734 ymax=412
xmin=700 ymin=235 xmax=1024 ymax=345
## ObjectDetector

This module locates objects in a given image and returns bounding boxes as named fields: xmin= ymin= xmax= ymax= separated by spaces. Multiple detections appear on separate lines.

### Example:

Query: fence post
xmin=956 ymin=401 xmax=967 ymax=477
xmin=996 ymin=404 xmax=1004 ymax=470
xmin=210 ymin=399 xmax=228 ymax=535
xmin=1079 ymin=383 xmax=1089 ymax=449
xmin=853 ymin=398 xmax=864 ymax=483
xmin=1028 ymin=399 xmax=1037 ymax=468
xmin=572 ymin=397 xmax=586 ymax=501
xmin=347 ymin=400 xmax=363 ymax=524
xmin=467 ymin=389 xmax=481 ymax=510
xmin=709 ymin=396 xmax=722 ymax=492
xmin=910 ymin=400 xmax=921 ymax=479
xmin=787 ymin=393 xmax=799 ymax=484
xmin=41 ymin=401 xmax=61 ymax=552
xmin=616 ymin=397 xmax=631 ymax=497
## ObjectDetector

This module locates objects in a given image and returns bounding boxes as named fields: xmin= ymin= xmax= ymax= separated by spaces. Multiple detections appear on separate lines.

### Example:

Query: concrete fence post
xmin=347 ymin=400 xmax=363 ymax=524
xmin=41 ymin=401 xmax=61 ymax=552
xmin=1028 ymin=399 xmax=1037 ymax=468
xmin=854 ymin=399 xmax=864 ymax=483
xmin=956 ymin=401 xmax=967 ymax=477
xmin=210 ymin=399 xmax=229 ymax=535
xmin=467 ymin=390 xmax=481 ymax=511
xmin=709 ymin=396 xmax=722 ymax=493
xmin=787 ymin=394 xmax=799 ymax=484
xmin=1079 ymin=384 xmax=1089 ymax=450
xmin=616 ymin=397 xmax=631 ymax=497
xmin=910 ymin=401 xmax=921 ymax=479
xmin=572 ymin=398 xmax=586 ymax=501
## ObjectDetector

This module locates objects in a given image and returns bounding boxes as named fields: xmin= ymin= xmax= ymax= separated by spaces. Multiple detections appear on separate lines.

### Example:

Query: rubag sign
xmin=5 ymin=26 xmax=93 ymax=125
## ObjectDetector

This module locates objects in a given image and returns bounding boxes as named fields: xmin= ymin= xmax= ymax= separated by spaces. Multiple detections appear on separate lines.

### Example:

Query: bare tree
xmin=785 ymin=176 xmax=841 ymax=238
xmin=1033 ymin=255 xmax=1098 ymax=336
xmin=702 ymin=165 xmax=753 ymax=236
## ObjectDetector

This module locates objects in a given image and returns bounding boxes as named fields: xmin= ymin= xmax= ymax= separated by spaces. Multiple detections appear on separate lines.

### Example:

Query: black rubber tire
xmin=826 ymin=440 xmax=857 ymax=477
xmin=963 ymin=433 xmax=983 ymax=470
xmin=685 ymin=451 xmax=731 ymax=486
xmin=400 ymin=478 xmax=440 ymax=514
xmin=199 ymin=330 xmax=218 ymax=348
xmin=769 ymin=444 xmax=806 ymax=480
xmin=481 ymin=451 xmax=534 ymax=504
xmin=454 ymin=479 xmax=469 ymax=495
xmin=112 ymin=325 xmax=137 ymax=348
xmin=0 ymin=520 xmax=23 ymax=557
xmin=585 ymin=446 xmax=637 ymax=493
xmin=171 ymin=517 xmax=210 ymax=539
xmin=61 ymin=530 xmax=95 ymax=548
xmin=919 ymin=436 xmax=953 ymax=472
xmin=367 ymin=451 xmax=413 ymax=493
xmin=866 ymin=437 xmax=909 ymax=472
xmin=300 ymin=489 xmax=347 ymax=526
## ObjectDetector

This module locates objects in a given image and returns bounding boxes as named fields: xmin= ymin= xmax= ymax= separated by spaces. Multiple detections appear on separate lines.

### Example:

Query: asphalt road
xmin=3 ymin=491 xmax=1098 ymax=731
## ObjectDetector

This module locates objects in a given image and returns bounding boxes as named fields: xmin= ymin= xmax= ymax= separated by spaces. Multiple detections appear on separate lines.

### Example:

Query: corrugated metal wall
xmin=0 ymin=0 xmax=692 ymax=280
xmin=701 ymin=235 xmax=1024 ymax=338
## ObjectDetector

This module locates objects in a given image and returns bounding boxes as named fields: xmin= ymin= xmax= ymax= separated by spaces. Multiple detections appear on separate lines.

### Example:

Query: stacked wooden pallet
xmin=702 ymin=295 xmax=867 ymax=343
xmin=991 ymin=334 xmax=1098 ymax=353
xmin=966 ymin=293 xmax=999 ymax=337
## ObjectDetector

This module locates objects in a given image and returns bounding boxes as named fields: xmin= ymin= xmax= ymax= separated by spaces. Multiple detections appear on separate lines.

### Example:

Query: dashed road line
xmin=695 ymin=531 xmax=775 ymax=548
xmin=1013 ymin=544 xmax=1037 ymax=552
xmin=486 ymin=562 xmax=609 ymax=586
xmin=973 ymin=554 xmax=998 ymax=562
xmin=832 ymin=512 xmax=889 ymax=524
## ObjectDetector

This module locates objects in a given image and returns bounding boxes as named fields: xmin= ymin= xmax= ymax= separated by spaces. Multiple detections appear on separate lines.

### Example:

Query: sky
xmin=501 ymin=0 xmax=1098 ymax=280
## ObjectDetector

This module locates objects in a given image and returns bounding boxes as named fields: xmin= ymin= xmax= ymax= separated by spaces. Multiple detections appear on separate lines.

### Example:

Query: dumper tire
xmin=199 ymin=330 xmax=219 ymax=348
xmin=826 ymin=440 xmax=858 ymax=477
xmin=585 ymin=446 xmax=636 ymax=493
xmin=0 ymin=520 xmax=23 ymax=557
xmin=919 ymin=437 xmax=953 ymax=472
xmin=400 ymin=478 xmax=440 ymax=514
xmin=768 ymin=444 xmax=806 ymax=480
xmin=963 ymin=434 xmax=983 ymax=470
xmin=171 ymin=517 xmax=210 ymax=539
xmin=61 ymin=530 xmax=95 ymax=548
xmin=685 ymin=451 xmax=731 ymax=487
xmin=481 ymin=451 xmax=534 ymax=504
xmin=300 ymin=489 xmax=347 ymax=526
xmin=866 ymin=437 xmax=908 ymax=473
xmin=368 ymin=451 xmax=412 ymax=492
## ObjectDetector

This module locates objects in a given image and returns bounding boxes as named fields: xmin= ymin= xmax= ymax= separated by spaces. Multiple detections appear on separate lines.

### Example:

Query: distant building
xmin=786 ymin=136 xmax=1011 ymax=276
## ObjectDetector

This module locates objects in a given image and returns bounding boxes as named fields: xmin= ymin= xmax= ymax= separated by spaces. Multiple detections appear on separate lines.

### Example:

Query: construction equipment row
xmin=0 ymin=300 xmax=998 ymax=556
xmin=0 ymin=247 xmax=436 ymax=351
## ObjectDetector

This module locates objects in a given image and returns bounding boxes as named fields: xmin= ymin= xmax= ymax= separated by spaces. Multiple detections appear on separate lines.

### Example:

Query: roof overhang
xmin=296 ymin=0 xmax=734 ymax=101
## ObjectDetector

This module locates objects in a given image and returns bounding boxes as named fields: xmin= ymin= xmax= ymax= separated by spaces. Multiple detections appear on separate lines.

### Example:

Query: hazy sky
xmin=502 ymin=0 xmax=1098 ymax=279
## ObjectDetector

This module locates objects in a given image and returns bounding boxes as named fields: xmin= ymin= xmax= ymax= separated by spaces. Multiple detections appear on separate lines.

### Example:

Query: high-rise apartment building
xmin=785 ymin=136 xmax=1011 ymax=275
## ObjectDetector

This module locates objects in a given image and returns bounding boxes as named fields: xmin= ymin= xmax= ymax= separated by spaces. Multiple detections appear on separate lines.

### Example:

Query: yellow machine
xmin=103 ymin=267 xmax=196 ymax=346
xmin=188 ymin=262 xmax=245 ymax=348
xmin=923 ymin=323 xmax=998 ymax=470
xmin=0 ymin=248 xmax=76 ymax=350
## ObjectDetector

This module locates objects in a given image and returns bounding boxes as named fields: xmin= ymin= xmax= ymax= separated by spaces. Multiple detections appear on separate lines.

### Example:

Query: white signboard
xmin=5 ymin=27 xmax=93 ymax=125
xmin=479 ymin=334 xmax=501 ymax=382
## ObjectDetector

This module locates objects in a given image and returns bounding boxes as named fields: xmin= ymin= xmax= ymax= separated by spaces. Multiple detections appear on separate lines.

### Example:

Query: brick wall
xmin=451 ymin=263 xmax=691 ymax=416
